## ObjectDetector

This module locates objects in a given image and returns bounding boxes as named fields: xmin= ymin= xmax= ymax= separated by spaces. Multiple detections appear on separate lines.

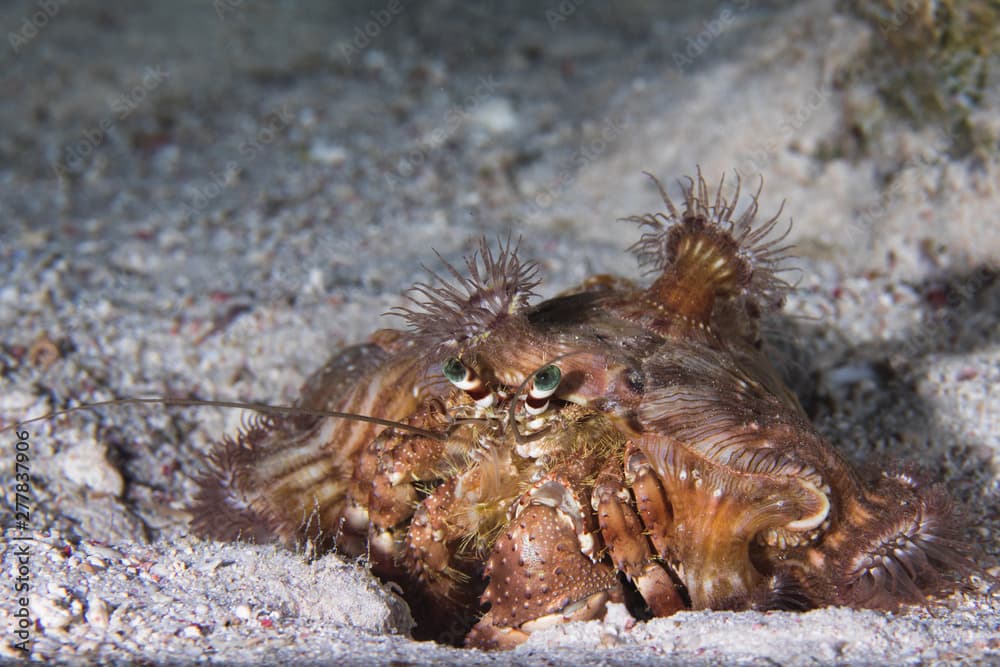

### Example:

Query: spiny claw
xmin=474 ymin=503 xmax=618 ymax=648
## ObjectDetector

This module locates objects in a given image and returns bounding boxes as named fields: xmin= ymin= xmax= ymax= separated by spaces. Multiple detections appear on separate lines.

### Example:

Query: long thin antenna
xmin=1 ymin=397 xmax=448 ymax=441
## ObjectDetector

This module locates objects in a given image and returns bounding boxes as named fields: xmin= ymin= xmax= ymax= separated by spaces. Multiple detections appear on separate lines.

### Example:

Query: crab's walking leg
xmin=366 ymin=422 xmax=469 ymax=578
xmin=624 ymin=444 xmax=674 ymax=560
xmin=337 ymin=399 xmax=449 ymax=556
xmin=593 ymin=449 xmax=685 ymax=616
xmin=402 ymin=477 xmax=487 ymax=634
xmin=338 ymin=404 xmax=461 ymax=567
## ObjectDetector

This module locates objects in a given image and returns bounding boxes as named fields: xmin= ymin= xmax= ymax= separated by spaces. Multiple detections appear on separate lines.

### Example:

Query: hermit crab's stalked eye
xmin=524 ymin=364 xmax=561 ymax=415
xmin=391 ymin=237 xmax=541 ymax=355
xmin=443 ymin=357 xmax=470 ymax=385
xmin=532 ymin=365 xmax=562 ymax=395
xmin=442 ymin=357 xmax=495 ymax=408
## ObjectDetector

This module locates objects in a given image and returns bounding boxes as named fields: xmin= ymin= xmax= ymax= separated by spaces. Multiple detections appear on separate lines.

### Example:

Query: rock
xmin=59 ymin=436 xmax=124 ymax=497
xmin=234 ymin=604 xmax=253 ymax=621
xmin=469 ymin=98 xmax=518 ymax=135
xmin=85 ymin=595 xmax=110 ymax=628
xmin=308 ymin=141 xmax=349 ymax=166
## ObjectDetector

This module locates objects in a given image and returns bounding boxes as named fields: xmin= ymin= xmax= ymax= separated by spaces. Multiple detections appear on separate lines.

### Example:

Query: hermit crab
xmin=188 ymin=170 xmax=974 ymax=649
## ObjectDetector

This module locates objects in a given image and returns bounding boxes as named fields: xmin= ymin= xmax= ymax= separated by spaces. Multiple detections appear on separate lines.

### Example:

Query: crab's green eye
xmin=524 ymin=364 xmax=561 ymax=416
xmin=442 ymin=357 xmax=494 ymax=408
xmin=442 ymin=357 xmax=468 ymax=385
xmin=532 ymin=365 xmax=561 ymax=396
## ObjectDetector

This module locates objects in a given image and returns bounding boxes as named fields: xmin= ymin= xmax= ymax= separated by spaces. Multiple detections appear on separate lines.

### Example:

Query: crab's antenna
xmin=1 ymin=397 xmax=447 ymax=441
